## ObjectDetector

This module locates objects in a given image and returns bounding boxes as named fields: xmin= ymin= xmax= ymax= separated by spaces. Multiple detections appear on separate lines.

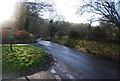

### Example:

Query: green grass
xmin=52 ymin=36 xmax=69 ymax=44
xmin=2 ymin=45 xmax=47 ymax=75
xmin=52 ymin=37 xmax=120 ymax=61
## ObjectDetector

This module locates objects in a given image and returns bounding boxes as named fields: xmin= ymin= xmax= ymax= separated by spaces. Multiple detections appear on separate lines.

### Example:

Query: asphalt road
xmin=32 ymin=40 xmax=119 ymax=79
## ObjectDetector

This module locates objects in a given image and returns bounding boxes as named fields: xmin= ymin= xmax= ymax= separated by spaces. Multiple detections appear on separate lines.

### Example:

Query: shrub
xmin=2 ymin=29 xmax=10 ymax=38
xmin=68 ymin=30 xmax=79 ymax=39
xmin=114 ymin=30 xmax=120 ymax=43
xmin=14 ymin=30 xmax=27 ymax=36
xmin=86 ymin=27 xmax=107 ymax=41
xmin=66 ymin=38 xmax=76 ymax=47
xmin=2 ymin=29 xmax=10 ymax=44
xmin=75 ymin=40 xmax=120 ymax=61
xmin=2 ymin=30 xmax=36 ymax=44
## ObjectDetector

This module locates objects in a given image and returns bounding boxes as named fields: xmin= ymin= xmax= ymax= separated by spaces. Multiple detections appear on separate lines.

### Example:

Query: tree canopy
xmin=77 ymin=1 xmax=120 ymax=30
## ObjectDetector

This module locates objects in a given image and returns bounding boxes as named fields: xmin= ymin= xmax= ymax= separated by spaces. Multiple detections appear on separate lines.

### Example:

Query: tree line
xmin=2 ymin=0 xmax=120 ymax=44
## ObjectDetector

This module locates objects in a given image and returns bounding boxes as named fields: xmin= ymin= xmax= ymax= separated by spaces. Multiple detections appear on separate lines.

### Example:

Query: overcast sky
xmin=32 ymin=0 xmax=100 ymax=25
xmin=27 ymin=0 xmax=120 ymax=26
xmin=0 ymin=0 xmax=120 ymax=26
xmin=53 ymin=0 xmax=83 ymax=23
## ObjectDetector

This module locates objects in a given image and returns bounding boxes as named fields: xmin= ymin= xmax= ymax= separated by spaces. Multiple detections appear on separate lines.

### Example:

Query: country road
xmin=31 ymin=40 xmax=119 ymax=79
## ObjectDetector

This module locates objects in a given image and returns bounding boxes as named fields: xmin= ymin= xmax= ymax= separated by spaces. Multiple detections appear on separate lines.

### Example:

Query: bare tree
xmin=77 ymin=0 xmax=120 ymax=30
xmin=48 ymin=13 xmax=65 ymax=40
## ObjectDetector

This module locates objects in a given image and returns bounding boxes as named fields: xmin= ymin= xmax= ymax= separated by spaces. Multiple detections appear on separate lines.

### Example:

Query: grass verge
xmin=2 ymin=45 xmax=48 ymax=76
xmin=52 ymin=37 xmax=120 ymax=61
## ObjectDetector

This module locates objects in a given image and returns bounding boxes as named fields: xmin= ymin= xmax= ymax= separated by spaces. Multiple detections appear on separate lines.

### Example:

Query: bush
xmin=2 ymin=29 xmax=10 ymax=44
xmin=52 ymin=37 xmax=120 ymax=61
xmin=66 ymin=38 xmax=76 ymax=47
xmin=68 ymin=30 xmax=79 ymax=39
xmin=2 ymin=30 xmax=36 ymax=44
xmin=2 ymin=45 xmax=47 ymax=75
xmin=86 ymin=27 xmax=107 ymax=41
xmin=75 ymin=40 xmax=120 ymax=61
xmin=114 ymin=30 xmax=120 ymax=43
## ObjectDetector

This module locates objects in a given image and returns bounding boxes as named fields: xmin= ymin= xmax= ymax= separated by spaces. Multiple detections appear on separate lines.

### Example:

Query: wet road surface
xmin=31 ymin=40 xmax=119 ymax=79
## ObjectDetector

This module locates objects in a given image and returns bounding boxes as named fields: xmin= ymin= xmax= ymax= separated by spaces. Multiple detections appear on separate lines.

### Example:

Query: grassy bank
xmin=2 ymin=45 xmax=48 ymax=75
xmin=52 ymin=37 xmax=120 ymax=61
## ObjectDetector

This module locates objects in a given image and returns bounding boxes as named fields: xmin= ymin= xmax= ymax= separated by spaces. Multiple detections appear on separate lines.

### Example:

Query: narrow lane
xmin=31 ymin=40 xmax=119 ymax=79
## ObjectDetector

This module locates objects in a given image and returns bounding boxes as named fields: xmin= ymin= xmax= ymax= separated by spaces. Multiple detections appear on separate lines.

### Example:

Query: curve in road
xmin=31 ymin=40 xmax=119 ymax=79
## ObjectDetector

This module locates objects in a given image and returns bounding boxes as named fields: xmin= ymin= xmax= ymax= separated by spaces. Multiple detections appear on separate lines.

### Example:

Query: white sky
xmin=0 ymin=0 xmax=16 ymax=23
xmin=52 ymin=0 xmax=100 ymax=26
xmin=0 ymin=0 xmax=119 ymax=26
xmin=29 ymin=0 xmax=100 ymax=26
xmin=54 ymin=0 xmax=81 ymax=23
xmin=29 ymin=0 xmax=120 ymax=26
